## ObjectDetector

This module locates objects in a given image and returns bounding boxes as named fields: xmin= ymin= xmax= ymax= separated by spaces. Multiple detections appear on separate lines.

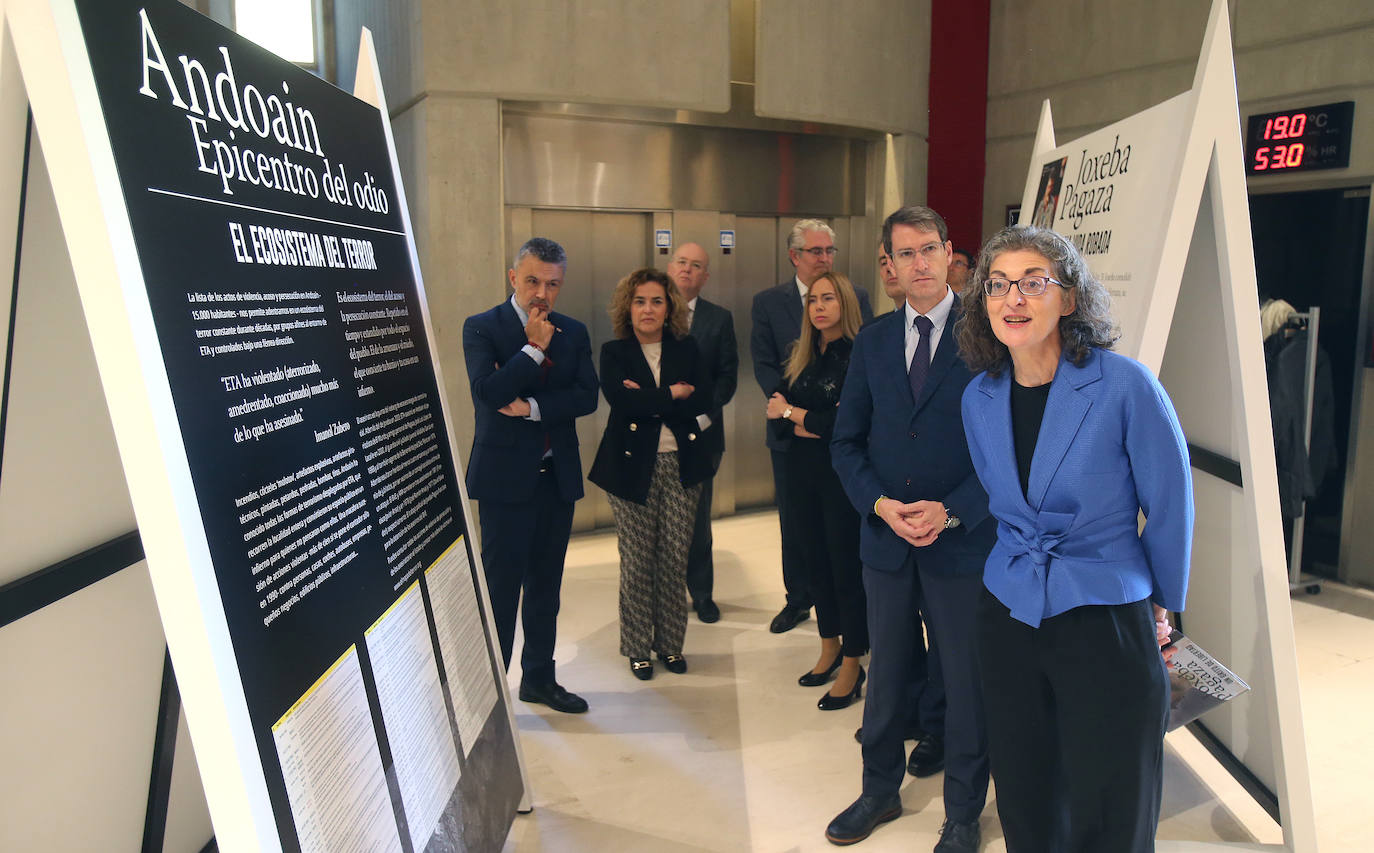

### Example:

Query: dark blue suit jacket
xmin=462 ymin=301 xmax=598 ymax=504
xmin=751 ymin=278 xmax=873 ymax=451
xmin=830 ymin=297 xmax=993 ymax=575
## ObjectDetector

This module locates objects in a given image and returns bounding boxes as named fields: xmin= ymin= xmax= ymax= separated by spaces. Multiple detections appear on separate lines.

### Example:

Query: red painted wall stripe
xmin=928 ymin=0 xmax=991 ymax=254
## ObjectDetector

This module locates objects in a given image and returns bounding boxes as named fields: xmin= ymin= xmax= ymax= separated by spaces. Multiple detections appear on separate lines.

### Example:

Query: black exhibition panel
xmin=67 ymin=1 xmax=520 ymax=849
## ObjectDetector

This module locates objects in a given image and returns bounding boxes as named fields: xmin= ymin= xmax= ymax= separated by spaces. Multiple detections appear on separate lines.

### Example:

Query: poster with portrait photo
xmin=1031 ymin=158 xmax=1067 ymax=228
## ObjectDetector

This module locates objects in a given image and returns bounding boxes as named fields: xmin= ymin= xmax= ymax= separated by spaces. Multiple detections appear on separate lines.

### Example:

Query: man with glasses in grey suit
xmin=750 ymin=220 xmax=873 ymax=633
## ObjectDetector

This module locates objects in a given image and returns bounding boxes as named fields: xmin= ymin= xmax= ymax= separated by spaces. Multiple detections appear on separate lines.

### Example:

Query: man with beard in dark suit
xmin=668 ymin=242 xmax=738 ymax=624
xmin=750 ymin=219 xmax=873 ymax=633
xmin=462 ymin=237 xmax=598 ymax=713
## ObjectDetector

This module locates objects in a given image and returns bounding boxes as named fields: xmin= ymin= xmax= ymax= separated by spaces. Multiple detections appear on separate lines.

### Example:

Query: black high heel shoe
xmin=818 ymin=665 xmax=865 ymax=711
xmin=799 ymin=652 xmax=844 ymax=687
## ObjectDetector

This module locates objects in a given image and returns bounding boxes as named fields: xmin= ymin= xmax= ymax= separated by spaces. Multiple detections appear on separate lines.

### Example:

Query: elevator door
xmin=520 ymin=209 xmax=654 ymax=531
xmin=1249 ymin=187 xmax=1370 ymax=580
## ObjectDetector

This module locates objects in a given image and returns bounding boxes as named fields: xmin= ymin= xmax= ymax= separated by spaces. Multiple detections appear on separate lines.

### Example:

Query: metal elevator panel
xmin=520 ymin=209 xmax=654 ymax=532
xmin=734 ymin=215 xmax=782 ymax=509
xmin=504 ymin=112 xmax=867 ymax=216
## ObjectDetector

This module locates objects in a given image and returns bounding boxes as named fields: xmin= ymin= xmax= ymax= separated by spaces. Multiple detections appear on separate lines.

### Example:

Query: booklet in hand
xmin=1165 ymin=629 xmax=1252 ymax=731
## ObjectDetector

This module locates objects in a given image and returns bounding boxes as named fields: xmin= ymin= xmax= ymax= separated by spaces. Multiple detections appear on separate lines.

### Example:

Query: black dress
xmin=776 ymin=337 xmax=868 ymax=656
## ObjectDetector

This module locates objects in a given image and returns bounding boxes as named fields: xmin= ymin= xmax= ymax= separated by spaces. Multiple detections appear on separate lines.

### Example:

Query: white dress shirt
xmin=510 ymin=294 xmax=544 ymax=422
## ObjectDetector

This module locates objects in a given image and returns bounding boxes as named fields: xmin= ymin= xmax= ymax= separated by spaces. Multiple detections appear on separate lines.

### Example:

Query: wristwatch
xmin=782 ymin=406 xmax=793 ymax=420
xmin=943 ymin=505 xmax=962 ymax=529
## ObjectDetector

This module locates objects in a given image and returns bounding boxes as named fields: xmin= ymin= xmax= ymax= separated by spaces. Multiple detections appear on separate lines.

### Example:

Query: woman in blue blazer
xmin=956 ymin=226 xmax=1192 ymax=853
xmin=589 ymin=268 xmax=717 ymax=681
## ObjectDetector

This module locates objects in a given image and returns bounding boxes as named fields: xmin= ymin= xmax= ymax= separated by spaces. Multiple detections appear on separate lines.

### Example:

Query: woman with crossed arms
xmin=590 ymin=268 xmax=717 ymax=681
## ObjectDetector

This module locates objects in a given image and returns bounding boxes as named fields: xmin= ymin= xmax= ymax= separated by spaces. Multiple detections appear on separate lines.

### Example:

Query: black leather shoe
xmin=907 ymin=734 xmax=945 ymax=778
xmin=818 ymin=666 xmax=865 ymax=711
xmin=799 ymin=653 xmax=843 ymax=687
xmin=825 ymin=793 xmax=902 ymax=845
xmin=933 ymin=817 xmax=980 ymax=852
xmin=658 ymin=653 xmax=687 ymax=674
xmin=694 ymin=598 xmax=720 ymax=623
xmin=770 ymin=604 xmax=811 ymax=633
xmin=855 ymin=724 xmax=927 ymax=744
xmin=517 ymin=680 xmax=589 ymax=713
xmin=629 ymin=657 xmax=653 ymax=680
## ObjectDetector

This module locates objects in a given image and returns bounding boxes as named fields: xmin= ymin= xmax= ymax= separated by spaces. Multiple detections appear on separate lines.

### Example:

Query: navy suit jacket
xmin=961 ymin=347 xmax=1193 ymax=627
xmin=751 ymin=278 xmax=873 ymax=451
xmin=462 ymin=301 xmax=598 ymax=504
xmin=588 ymin=333 xmax=718 ymax=504
xmin=688 ymin=296 xmax=739 ymax=457
xmin=830 ymin=297 xmax=993 ymax=575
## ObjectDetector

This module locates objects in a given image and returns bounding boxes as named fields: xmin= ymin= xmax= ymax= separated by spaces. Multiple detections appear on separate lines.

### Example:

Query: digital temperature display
xmin=1245 ymin=101 xmax=1354 ymax=175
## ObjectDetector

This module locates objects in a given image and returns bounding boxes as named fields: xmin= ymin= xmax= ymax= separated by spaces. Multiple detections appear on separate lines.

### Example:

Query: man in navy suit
xmin=850 ymin=243 xmax=947 ymax=762
xmin=462 ymin=237 xmax=598 ymax=714
xmin=826 ymin=207 xmax=993 ymax=852
xmin=750 ymin=219 xmax=873 ymax=633
xmin=669 ymin=242 xmax=739 ymax=624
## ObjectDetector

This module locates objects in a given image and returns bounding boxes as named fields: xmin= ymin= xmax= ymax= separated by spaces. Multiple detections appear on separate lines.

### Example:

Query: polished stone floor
xmin=501 ymin=511 xmax=1373 ymax=852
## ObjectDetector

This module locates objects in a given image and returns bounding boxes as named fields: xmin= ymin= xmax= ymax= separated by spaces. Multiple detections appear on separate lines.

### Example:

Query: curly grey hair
xmin=954 ymin=225 xmax=1119 ymax=376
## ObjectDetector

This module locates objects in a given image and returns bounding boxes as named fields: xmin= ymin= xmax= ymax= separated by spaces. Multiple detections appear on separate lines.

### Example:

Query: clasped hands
xmin=765 ymin=392 xmax=820 ymax=439
xmin=876 ymin=498 xmax=948 ymax=547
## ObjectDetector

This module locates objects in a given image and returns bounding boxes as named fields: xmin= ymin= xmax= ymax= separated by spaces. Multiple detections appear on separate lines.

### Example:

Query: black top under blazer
xmin=589 ymin=333 xmax=719 ymax=504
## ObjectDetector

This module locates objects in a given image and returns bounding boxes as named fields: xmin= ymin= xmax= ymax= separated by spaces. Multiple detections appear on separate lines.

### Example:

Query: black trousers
xmin=770 ymin=447 xmax=811 ymax=609
xmin=685 ymin=474 xmax=715 ymax=604
xmin=977 ymin=591 xmax=1169 ymax=853
xmin=478 ymin=470 xmax=575 ymax=685
xmin=783 ymin=438 xmax=867 ymax=655
xmin=862 ymin=559 xmax=988 ymax=822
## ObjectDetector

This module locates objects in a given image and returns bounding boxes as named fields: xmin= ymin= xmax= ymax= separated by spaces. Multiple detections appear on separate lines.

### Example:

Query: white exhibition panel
xmin=0 ymin=562 xmax=166 ymax=851
xmin=1018 ymin=91 xmax=1192 ymax=360
xmin=0 ymin=131 xmax=135 ymax=586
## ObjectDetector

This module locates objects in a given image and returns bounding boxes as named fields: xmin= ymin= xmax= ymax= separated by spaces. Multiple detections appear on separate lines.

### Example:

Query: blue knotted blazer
xmin=960 ymin=347 xmax=1194 ymax=627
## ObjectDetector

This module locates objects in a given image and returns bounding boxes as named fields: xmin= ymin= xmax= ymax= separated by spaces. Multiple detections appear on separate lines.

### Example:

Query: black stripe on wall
xmin=0 ymin=530 xmax=144 ymax=628
xmin=141 ymin=648 xmax=181 ymax=853
xmin=1188 ymin=443 xmax=1243 ymax=488
xmin=0 ymin=110 xmax=35 ymax=495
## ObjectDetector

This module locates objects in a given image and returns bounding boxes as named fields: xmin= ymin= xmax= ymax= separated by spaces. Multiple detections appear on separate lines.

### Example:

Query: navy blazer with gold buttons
xmin=589 ymin=332 xmax=719 ymax=504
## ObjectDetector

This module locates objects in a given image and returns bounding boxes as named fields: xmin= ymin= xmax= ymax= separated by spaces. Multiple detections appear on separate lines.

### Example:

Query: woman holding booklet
xmin=957 ymin=225 xmax=1193 ymax=853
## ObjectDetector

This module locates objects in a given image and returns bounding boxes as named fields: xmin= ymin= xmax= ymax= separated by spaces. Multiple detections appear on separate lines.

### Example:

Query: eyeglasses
xmin=798 ymin=246 xmax=838 ymax=258
xmin=891 ymin=242 xmax=945 ymax=267
xmin=983 ymin=275 xmax=1067 ymax=297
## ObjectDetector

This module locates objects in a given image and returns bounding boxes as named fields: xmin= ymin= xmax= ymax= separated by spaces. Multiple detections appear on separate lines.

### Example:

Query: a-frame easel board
xmin=3 ymin=0 xmax=528 ymax=850
xmin=1016 ymin=1 xmax=1316 ymax=850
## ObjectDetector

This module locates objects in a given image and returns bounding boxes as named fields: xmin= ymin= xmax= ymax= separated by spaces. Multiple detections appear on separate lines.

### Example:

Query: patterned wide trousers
xmin=607 ymin=452 xmax=702 ymax=658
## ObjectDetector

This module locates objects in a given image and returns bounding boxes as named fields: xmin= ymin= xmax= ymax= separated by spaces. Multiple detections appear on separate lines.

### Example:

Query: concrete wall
xmin=755 ymin=0 xmax=928 ymax=135
xmin=983 ymin=0 xmax=1374 ymax=238
xmin=333 ymin=0 xmax=932 ymax=461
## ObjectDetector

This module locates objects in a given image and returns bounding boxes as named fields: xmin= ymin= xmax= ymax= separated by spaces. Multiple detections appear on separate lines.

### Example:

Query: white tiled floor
xmin=501 ymin=511 xmax=1373 ymax=852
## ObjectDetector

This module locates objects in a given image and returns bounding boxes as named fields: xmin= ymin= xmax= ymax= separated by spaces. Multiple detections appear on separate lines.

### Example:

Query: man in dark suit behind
xmin=826 ymin=207 xmax=993 ymax=852
xmin=669 ymin=242 xmax=739 ymax=624
xmin=750 ymin=219 xmax=873 ymax=633
xmin=462 ymin=237 xmax=598 ymax=714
